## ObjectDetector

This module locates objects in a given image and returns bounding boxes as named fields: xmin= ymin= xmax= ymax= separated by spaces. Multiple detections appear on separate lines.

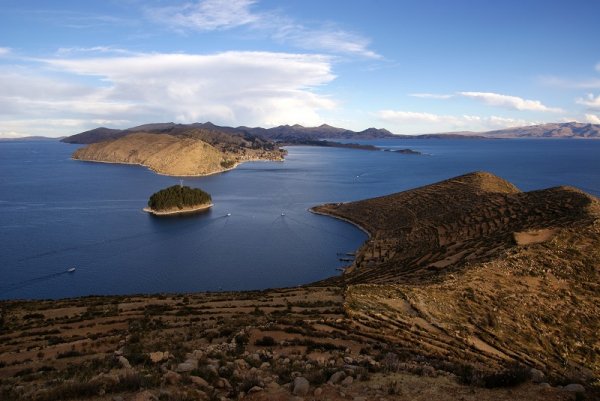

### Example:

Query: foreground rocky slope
xmin=0 ymin=287 xmax=581 ymax=401
xmin=1 ymin=172 xmax=598 ymax=400
xmin=72 ymin=132 xmax=285 ymax=176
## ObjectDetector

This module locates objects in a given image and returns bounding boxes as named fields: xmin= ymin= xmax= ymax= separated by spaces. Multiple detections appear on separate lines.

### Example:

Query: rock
xmin=164 ymin=371 xmax=181 ymax=385
xmin=329 ymin=371 xmax=346 ymax=384
xmin=421 ymin=365 xmax=436 ymax=377
xmin=131 ymin=390 xmax=157 ymax=401
xmin=353 ymin=397 xmax=366 ymax=401
xmin=112 ymin=397 xmax=124 ymax=401
xmin=341 ymin=376 xmax=354 ymax=386
xmin=117 ymin=356 xmax=131 ymax=369
xmin=293 ymin=377 xmax=310 ymax=396
xmin=234 ymin=359 xmax=249 ymax=370
xmin=176 ymin=361 xmax=196 ymax=373
xmin=564 ymin=383 xmax=585 ymax=393
xmin=90 ymin=372 xmax=120 ymax=388
xmin=530 ymin=368 xmax=545 ymax=383
xmin=539 ymin=382 xmax=552 ymax=389
xmin=216 ymin=378 xmax=231 ymax=389
xmin=149 ymin=351 xmax=167 ymax=363
xmin=314 ymin=387 xmax=323 ymax=396
xmin=260 ymin=362 xmax=271 ymax=370
xmin=248 ymin=386 xmax=263 ymax=394
xmin=190 ymin=375 xmax=209 ymax=388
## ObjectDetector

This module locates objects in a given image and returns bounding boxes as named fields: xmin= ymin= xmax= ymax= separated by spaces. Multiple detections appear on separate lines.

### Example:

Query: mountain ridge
xmin=61 ymin=121 xmax=600 ymax=145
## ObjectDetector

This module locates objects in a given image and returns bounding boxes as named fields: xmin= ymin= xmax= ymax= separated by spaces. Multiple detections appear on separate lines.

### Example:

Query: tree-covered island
xmin=144 ymin=185 xmax=213 ymax=215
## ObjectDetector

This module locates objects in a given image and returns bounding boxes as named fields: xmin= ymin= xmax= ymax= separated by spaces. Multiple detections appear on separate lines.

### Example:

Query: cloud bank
xmin=376 ymin=109 xmax=535 ymax=134
xmin=458 ymin=92 xmax=562 ymax=112
xmin=577 ymin=93 xmax=600 ymax=110
xmin=0 ymin=51 xmax=337 ymax=137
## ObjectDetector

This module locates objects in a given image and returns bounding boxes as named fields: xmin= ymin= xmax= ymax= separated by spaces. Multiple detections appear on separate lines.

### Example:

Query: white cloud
xmin=273 ymin=23 xmax=380 ymax=59
xmin=375 ymin=109 xmax=535 ymax=134
xmin=0 ymin=119 xmax=130 ymax=138
xmin=56 ymin=46 xmax=136 ymax=56
xmin=539 ymin=75 xmax=600 ymax=89
xmin=0 ymin=47 xmax=11 ymax=56
xmin=585 ymin=113 xmax=600 ymax=124
xmin=409 ymin=93 xmax=453 ymax=99
xmin=147 ymin=0 xmax=258 ymax=31
xmin=146 ymin=0 xmax=379 ymax=58
xmin=0 ymin=51 xmax=337 ymax=137
xmin=576 ymin=93 xmax=600 ymax=110
xmin=459 ymin=91 xmax=562 ymax=112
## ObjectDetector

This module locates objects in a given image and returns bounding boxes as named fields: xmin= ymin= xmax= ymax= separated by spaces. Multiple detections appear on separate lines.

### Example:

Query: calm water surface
xmin=0 ymin=139 xmax=598 ymax=299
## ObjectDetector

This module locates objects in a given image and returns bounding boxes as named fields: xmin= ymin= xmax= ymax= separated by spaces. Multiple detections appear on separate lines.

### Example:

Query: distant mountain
xmin=481 ymin=122 xmax=600 ymax=138
xmin=61 ymin=122 xmax=397 ymax=144
xmin=62 ymin=121 xmax=600 ymax=146
xmin=61 ymin=127 xmax=124 ymax=144
xmin=431 ymin=122 xmax=600 ymax=139
xmin=0 ymin=136 xmax=62 ymax=142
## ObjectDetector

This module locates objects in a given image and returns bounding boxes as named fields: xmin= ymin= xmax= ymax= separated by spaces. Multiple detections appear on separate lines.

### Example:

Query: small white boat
xmin=226 ymin=213 xmax=231 ymax=217
xmin=67 ymin=267 xmax=76 ymax=273
xmin=281 ymin=212 xmax=285 ymax=216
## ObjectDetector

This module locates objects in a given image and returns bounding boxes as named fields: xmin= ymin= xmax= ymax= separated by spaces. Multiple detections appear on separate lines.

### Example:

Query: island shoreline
xmin=143 ymin=203 xmax=213 ymax=216
xmin=72 ymin=157 xmax=284 ymax=177
xmin=309 ymin=206 xmax=373 ymax=238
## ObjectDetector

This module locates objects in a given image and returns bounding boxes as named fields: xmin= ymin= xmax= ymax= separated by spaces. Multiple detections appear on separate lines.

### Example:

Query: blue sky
xmin=1 ymin=0 xmax=600 ymax=137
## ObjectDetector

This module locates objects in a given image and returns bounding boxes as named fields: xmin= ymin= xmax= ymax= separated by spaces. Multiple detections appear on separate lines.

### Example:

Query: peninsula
xmin=70 ymin=128 xmax=286 ymax=177
xmin=144 ymin=185 xmax=213 ymax=216
xmin=1 ymin=172 xmax=598 ymax=401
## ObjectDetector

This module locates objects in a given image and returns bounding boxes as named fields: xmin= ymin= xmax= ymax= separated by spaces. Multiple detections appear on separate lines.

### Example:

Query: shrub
xmin=254 ymin=336 xmax=276 ymax=346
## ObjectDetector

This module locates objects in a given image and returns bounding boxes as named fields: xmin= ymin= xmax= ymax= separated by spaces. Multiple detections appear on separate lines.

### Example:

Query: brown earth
xmin=1 ymin=171 xmax=598 ymax=400
xmin=72 ymin=133 xmax=285 ymax=176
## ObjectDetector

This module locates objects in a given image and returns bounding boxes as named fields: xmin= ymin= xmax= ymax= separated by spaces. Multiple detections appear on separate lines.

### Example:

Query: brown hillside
xmin=72 ymin=133 xmax=284 ymax=176
xmin=314 ymin=172 xmax=600 ymax=383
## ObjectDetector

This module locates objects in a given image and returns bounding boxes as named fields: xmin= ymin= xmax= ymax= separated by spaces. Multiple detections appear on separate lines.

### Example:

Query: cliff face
xmin=72 ymin=133 xmax=285 ymax=176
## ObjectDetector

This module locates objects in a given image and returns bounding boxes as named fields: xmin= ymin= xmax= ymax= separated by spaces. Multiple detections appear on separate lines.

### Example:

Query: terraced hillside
xmin=314 ymin=172 xmax=600 ymax=384
xmin=0 ymin=287 xmax=577 ymax=401
xmin=313 ymin=172 xmax=597 ymax=284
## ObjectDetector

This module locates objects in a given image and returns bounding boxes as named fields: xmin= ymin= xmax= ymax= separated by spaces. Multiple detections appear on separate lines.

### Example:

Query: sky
xmin=1 ymin=0 xmax=600 ymax=137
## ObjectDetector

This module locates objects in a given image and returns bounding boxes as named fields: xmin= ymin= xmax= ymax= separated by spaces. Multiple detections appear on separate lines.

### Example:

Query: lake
xmin=1 ymin=139 xmax=599 ymax=299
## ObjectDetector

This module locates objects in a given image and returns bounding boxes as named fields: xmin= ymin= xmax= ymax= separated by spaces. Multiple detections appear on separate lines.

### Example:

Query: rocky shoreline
xmin=143 ymin=203 xmax=213 ymax=216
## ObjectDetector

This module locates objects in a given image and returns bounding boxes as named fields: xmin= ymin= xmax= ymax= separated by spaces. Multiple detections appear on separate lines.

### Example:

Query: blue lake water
xmin=1 ymin=139 xmax=599 ymax=300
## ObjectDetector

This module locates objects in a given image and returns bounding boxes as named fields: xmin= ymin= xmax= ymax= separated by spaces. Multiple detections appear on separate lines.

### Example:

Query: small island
xmin=143 ymin=185 xmax=213 ymax=216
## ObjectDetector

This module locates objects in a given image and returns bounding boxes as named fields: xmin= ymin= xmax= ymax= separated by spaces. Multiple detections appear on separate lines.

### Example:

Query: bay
xmin=0 ymin=138 xmax=598 ymax=300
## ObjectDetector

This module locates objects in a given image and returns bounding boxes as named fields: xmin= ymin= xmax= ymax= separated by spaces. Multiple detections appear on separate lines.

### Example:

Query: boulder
xmin=341 ymin=376 xmax=354 ymax=386
xmin=176 ymin=360 xmax=197 ymax=373
xmin=117 ymin=356 xmax=131 ymax=369
xmin=530 ymin=368 xmax=545 ymax=383
xmin=131 ymin=390 xmax=157 ymax=401
xmin=328 ymin=371 xmax=346 ymax=384
xmin=149 ymin=351 xmax=168 ymax=363
xmin=248 ymin=386 xmax=263 ymax=394
xmin=190 ymin=375 xmax=209 ymax=388
xmin=564 ymin=383 xmax=585 ymax=393
xmin=163 ymin=371 xmax=181 ymax=385
xmin=292 ymin=377 xmax=310 ymax=396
